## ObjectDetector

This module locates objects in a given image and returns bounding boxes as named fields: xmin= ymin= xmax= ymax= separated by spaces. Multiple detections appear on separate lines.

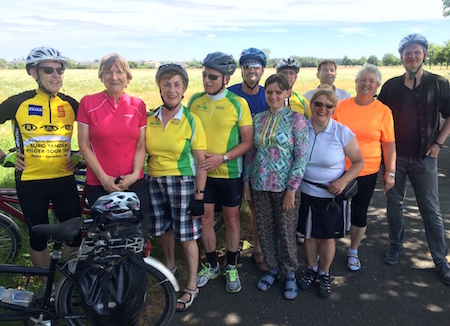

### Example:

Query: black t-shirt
xmin=395 ymin=85 xmax=421 ymax=157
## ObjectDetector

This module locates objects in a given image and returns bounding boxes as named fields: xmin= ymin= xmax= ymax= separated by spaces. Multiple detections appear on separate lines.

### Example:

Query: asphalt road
xmin=172 ymin=141 xmax=450 ymax=326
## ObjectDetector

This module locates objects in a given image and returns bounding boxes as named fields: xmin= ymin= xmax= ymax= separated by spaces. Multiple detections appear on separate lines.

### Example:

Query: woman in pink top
xmin=77 ymin=53 xmax=149 ymax=217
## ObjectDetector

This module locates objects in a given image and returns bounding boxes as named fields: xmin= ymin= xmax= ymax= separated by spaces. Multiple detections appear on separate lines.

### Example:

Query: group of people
xmin=0 ymin=32 xmax=449 ymax=312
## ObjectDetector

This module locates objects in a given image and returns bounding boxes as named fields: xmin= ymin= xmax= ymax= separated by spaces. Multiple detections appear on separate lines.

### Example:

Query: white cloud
xmin=1 ymin=0 xmax=447 ymax=61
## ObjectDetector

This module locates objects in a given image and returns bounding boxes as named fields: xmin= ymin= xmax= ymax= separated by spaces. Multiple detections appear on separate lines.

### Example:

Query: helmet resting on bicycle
xmin=92 ymin=192 xmax=140 ymax=219
xmin=202 ymin=52 xmax=236 ymax=76
xmin=26 ymin=46 xmax=67 ymax=75
xmin=239 ymin=47 xmax=267 ymax=67
xmin=398 ymin=33 xmax=428 ymax=54
xmin=276 ymin=58 xmax=300 ymax=74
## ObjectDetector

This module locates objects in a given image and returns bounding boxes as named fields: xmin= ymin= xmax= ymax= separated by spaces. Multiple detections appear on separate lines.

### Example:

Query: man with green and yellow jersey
xmin=0 ymin=47 xmax=81 ymax=284
xmin=188 ymin=52 xmax=253 ymax=293
xmin=276 ymin=57 xmax=311 ymax=119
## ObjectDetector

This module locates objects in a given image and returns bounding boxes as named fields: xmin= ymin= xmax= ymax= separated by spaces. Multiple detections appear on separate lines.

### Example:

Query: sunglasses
xmin=202 ymin=72 xmax=220 ymax=81
xmin=312 ymin=101 xmax=334 ymax=109
xmin=242 ymin=65 xmax=262 ymax=69
xmin=39 ymin=67 xmax=65 ymax=75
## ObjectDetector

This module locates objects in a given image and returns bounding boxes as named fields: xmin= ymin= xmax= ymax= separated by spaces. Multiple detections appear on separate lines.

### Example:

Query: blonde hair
xmin=310 ymin=85 xmax=338 ymax=107
xmin=98 ymin=53 xmax=133 ymax=83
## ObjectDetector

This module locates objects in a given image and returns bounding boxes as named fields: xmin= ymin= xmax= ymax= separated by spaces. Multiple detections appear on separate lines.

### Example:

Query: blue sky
xmin=2 ymin=0 xmax=449 ymax=63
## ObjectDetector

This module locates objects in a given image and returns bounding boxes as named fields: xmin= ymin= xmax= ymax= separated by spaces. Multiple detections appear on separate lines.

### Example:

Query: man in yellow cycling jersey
xmin=276 ymin=58 xmax=311 ymax=119
xmin=0 ymin=47 xmax=81 ymax=285
xmin=188 ymin=52 xmax=253 ymax=293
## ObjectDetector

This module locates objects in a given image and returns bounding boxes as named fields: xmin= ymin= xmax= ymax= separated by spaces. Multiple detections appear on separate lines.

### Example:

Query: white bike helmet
xmin=26 ymin=47 xmax=67 ymax=75
xmin=276 ymin=58 xmax=300 ymax=74
xmin=91 ymin=192 xmax=140 ymax=220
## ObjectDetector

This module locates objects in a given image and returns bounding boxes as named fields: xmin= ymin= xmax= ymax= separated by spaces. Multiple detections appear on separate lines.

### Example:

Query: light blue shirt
xmin=301 ymin=118 xmax=355 ymax=198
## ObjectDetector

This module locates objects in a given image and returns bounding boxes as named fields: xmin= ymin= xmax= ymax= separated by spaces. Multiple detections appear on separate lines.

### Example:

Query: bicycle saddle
xmin=32 ymin=217 xmax=83 ymax=243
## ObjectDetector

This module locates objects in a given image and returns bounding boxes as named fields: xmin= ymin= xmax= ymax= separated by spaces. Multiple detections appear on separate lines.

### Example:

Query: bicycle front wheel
xmin=55 ymin=263 xmax=177 ymax=326
xmin=0 ymin=213 xmax=22 ymax=263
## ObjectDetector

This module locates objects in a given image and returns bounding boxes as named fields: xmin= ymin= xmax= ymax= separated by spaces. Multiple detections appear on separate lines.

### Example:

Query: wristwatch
xmin=223 ymin=154 xmax=229 ymax=163
xmin=387 ymin=172 xmax=395 ymax=178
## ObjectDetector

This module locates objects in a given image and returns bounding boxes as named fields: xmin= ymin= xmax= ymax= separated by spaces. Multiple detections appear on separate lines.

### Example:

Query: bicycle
xmin=0 ymin=216 xmax=179 ymax=326
xmin=0 ymin=167 xmax=90 ymax=264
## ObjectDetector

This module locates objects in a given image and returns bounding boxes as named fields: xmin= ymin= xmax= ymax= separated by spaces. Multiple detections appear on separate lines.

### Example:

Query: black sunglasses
xmin=202 ymin=72 xmax=220 ymax=81
xmin=39 ymin=67 xmax=65 ymax=75
xmin=312 ymin=101 xmax=334 ymax=109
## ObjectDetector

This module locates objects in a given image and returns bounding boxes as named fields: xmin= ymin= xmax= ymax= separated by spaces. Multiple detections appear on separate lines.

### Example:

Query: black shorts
xmin=298 ymin=193 xmax=345 ymax=239
xmin=204 ymin=177 xmax=242 ymax=208
xmin=16 ymin=175 xmax=82 ymax=251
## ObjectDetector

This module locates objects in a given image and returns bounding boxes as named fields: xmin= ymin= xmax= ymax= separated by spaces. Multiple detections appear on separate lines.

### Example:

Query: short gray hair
xmin=355 ymin=63 xmax=381 ymax=85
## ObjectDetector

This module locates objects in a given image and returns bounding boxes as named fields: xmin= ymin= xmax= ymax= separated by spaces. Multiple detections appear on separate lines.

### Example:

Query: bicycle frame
xmin=0 ymin=240 xmax=75 ymax=322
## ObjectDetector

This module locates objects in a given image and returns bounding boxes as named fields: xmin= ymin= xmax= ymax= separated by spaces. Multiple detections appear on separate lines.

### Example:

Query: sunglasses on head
xmin=39 ymin=67 xmax=65 ymax=75
xmin=312 ymin=101 xmax=334 ymax=109
xmin=202 ymin=72 xmax=220 ymax=81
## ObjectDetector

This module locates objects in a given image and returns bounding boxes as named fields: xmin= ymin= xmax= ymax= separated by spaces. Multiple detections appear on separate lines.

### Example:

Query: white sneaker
xmin=196 ymin=262 xmax=220 ymax=287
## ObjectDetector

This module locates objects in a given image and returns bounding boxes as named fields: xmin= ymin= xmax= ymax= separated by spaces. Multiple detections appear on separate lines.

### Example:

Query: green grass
xmin=1 ymin=65 xmax=449 ymax=187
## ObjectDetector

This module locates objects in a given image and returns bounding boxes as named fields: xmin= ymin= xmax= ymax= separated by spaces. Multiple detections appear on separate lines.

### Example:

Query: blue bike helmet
xmin=239 ymin=47 xmax=267 ymax=67
xmin=398 ymin=33 xmax=428 ymax=54
xmin=202 ymin=52 xmax=236 ymax=76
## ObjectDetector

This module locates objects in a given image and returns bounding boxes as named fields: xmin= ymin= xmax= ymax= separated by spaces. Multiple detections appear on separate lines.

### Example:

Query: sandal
xmin=176 ymin=288 xmax=199 ymax=312
xmin=251 ymin=251 xmax=269 ymax=272
xmin=257 ymin=270 xmax=279 ymax=292
xmin=347 ymin=253 xmax=361 ymax=272
xmin=284 ymin=275 xmax=298 ymax=300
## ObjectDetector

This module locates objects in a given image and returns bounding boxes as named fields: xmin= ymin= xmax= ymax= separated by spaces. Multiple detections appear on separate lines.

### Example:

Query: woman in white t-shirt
xmin=297 ymin=87 xmax=364 ymax=299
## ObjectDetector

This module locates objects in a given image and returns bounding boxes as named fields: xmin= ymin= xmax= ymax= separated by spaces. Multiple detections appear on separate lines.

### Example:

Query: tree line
xmin=1 ymin=39 xmax=449 ymax=70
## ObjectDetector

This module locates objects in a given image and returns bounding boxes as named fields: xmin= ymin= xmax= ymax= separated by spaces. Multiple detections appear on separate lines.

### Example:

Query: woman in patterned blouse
xmin=243 ymin=73 xmax=309 ymax=300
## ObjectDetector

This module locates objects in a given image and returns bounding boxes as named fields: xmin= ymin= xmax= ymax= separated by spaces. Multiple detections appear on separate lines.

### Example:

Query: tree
xmin=443 ymin=0 xmax=450 ymax=16
xmin=356 ymin=56 xmax=367 ymax=65
xmin=441 ymin=40 xmax=450 ymax=68
xmin=427 ymin=43 xmax=440 ymax=68
xmin=435 ymin=46 xmax=447 ymax=68
xmin=0 ymin=58 xmax=6 ymax=68
xmin=185 ymin=59 xmax=203 ymax=68
xmin=382 ymin=53 xmax=400 ymax=66
xmin=342 ymin=55 xmax=351 ymax=67
xmin=367 ymin=55 xmax=380 ymax=66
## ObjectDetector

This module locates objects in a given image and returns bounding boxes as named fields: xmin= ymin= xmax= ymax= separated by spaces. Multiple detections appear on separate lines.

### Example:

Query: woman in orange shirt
xmin=334 ymin=63 xmax=396 ymax=272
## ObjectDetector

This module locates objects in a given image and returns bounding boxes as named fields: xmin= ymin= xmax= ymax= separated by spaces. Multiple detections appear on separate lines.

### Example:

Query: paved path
xmin=172 ymin=142 xmax=450 ymax=326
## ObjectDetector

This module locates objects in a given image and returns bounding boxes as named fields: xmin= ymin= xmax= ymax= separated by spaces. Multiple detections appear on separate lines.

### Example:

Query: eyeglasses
xmin=39 ymin=67 xmax=65 ymax=75
xmin=312 ymin=101 xmax=334 ymax=109
xmin=202 ymin=72 xmax=220 ymax=81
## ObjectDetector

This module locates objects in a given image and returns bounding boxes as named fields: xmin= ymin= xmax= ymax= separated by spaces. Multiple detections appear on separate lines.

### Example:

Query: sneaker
xmin=299 ymin=268 xmax=318 ymax=290
xmin=196 ymin=262 xmax=220 ymax=288
xmin=437 ymin=262 xmax=450 ymax=286
xmin=383 ymin=244 xmax=403 ymax=265
xmin=318 ymin=273 xmax=331 ymax=298
xmin=224 ymin=265 xmax=242 ymax=293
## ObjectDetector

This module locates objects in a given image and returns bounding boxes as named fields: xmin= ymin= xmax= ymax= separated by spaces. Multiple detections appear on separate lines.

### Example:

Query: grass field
xmin=0 ymin=65 xmax=448 ymax=187
xmin=1 ymin=65 xmax=449 ymax=187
